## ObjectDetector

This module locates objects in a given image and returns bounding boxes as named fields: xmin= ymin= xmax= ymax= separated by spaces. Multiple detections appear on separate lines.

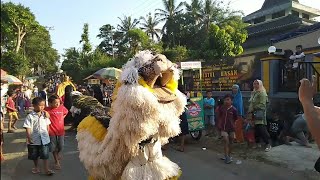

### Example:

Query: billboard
xmin=183 ymin=55 xmax=261 ymax=91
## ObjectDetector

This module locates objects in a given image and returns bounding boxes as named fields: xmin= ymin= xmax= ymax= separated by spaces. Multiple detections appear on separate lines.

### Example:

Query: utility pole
xmin=111 ymin=32 xmax=115 ymax=59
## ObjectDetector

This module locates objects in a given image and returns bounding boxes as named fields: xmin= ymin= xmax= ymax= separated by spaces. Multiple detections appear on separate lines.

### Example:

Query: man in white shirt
xmin=289 ymin=45 xmax=305 ymax=69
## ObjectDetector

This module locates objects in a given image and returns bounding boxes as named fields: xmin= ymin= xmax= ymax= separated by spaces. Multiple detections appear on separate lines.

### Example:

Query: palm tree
xmin=200 ymin=0 xmax=223 ymax=32
xmin=117 ymin=16 xmax=140 ymax=33
xmin=185 ymin=0 xmax=203 ymax=24
xmin=155 ymin=0 xmax=184 ymax=47
xmin=140 ymin=13 xmax=161 ymax=41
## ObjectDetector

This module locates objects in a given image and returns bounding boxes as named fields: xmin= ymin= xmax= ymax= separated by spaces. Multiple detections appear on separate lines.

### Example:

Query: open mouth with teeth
xmin=138 ymin=57 xmax=178 ymax=103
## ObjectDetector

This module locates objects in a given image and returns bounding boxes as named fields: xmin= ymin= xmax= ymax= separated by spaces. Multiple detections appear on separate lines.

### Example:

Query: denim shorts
xmin=27 ymin=144 xmax=50 ymax=160
xmin=50 ymin=136 xmax=64 ymax=152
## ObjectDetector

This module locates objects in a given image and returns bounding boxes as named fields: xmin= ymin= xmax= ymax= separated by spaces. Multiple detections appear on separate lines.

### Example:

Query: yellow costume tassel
xmin=166 ymin=170 xmax=182 ymax=180
xmin=78 ymin=115 xmax=108 ymax=142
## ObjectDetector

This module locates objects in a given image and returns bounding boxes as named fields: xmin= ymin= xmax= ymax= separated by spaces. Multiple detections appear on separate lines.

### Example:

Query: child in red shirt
xmin=6 ymin=91 xmax=19 ymax=133
xmin=45 ymin=95 xmax=68 ymax=170
xmin=217 ymin=94 xmax=238 ymax=164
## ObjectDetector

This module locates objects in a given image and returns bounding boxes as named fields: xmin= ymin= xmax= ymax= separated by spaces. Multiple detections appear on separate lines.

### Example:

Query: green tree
xmin=202 ymin=23 xmax=247 ymax=61
xmin=125 ymin=28 xmax=150 ymax=55
xmin=97 ymin=24 xmax=116 ymax=56
xmin=140 ymin=13 xmax=161 ymax=41
xmin=156 ymin=0 xmax=184 ymax=48
xmin=117 ymin=16 xmax=140 ymax=33
xmin=1 ymin=2 xmax=39 ymax=53
xmin=185 ymin=0 xmax=203 ymax=24
xmin=80 ymin=23 xmax=92 ymax=54
xmin=200 ymin=0 xmax=224 ymax=32
xmin=1 ymin=51 xmax=30 ymax=76
xmin=61 ymin=47 xmax=83 ymax=82
xmin=163 ymin=45 xmax=188 ymax=62
xmin=24 ymin=26 xmax=59 ymax=73
xmin=79 ymin=23 xmax=93 ymax=67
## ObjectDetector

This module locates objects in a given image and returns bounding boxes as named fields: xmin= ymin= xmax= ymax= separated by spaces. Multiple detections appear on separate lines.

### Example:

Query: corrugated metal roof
xmin=246 ymin=15 xmax=302 ymax=35
xmin=261 ymin=0 xmax=298 ymax=10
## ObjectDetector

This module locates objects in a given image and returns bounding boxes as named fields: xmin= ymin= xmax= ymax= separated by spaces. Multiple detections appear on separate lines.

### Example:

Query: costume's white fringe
xmin=121 ymin=156 xmax=180 ymax=180
xmin=77 ymin=130 xmax=113 ymax=179
xmin=121 ymin=66 xmax=139 ymax=84
xmin=76 ymin=50 xmax=187 ymax=180
xmin=121 ymin=50 xmax=155 ymax=84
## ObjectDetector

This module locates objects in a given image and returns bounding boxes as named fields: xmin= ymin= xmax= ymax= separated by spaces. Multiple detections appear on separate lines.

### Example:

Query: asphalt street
xmin=1 ymin=120 xmax=317 ymax=180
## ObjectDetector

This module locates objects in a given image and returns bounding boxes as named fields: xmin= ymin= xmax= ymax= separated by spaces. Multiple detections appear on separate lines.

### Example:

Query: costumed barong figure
xmin=76 ymin=50 xmax=187 ymax=180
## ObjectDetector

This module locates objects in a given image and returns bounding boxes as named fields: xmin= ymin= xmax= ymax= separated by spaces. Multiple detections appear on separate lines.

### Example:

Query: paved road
xmin=1 ymin=120 xmax=317 ymax=180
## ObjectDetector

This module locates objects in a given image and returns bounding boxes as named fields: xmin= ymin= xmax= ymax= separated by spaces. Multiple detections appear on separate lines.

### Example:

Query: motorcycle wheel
xmin=190 ymin=130 xmax=202 ymax=141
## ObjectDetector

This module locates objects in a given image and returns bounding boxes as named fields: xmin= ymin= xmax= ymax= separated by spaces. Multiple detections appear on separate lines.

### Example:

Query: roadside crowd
xmin=1 ymin=83 xmax=69 ymax=176
xmin=178 ymin=79 xmax=314 ymax=165
xmin=0 ymin=75 xmax=319 ymax=175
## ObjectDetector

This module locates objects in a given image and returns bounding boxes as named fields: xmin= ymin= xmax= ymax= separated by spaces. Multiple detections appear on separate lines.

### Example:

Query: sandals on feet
xmin=46 ymin=170 xmax=55 ymax=176
xmin=54 ymin=164 xmax=61 ymax=170
xmin=32 ymin=168 xmax=40 ymax=174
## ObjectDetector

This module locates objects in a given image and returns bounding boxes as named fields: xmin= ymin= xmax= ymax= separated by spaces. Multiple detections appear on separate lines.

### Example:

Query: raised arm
xmin=299 ymin=76 xmax=320 ymax=148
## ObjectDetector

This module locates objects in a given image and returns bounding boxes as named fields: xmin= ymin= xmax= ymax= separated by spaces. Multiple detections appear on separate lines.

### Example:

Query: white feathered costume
xmin=76 ymin=50 xmax=187 ymax=180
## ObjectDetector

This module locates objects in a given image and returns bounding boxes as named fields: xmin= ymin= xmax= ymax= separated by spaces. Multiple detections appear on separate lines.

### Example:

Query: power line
xmin=129 ymin=0 xmax=154 ymax=16
xmin=122 ymin=0 xmax=147 ymax=15
xmin=131 ymin=0 xmax=161 ymax=18
xmin=140 ymin=3 xmax=164 ymax=18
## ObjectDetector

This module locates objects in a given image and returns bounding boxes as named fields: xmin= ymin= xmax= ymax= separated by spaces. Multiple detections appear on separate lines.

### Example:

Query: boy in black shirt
xmin=267 ymin=111 xmax=284 ymax=147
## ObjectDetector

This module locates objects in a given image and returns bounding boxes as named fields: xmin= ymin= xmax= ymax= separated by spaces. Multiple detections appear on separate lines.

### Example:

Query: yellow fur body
xmin=77 ymin=115 xmax=107 ymax=142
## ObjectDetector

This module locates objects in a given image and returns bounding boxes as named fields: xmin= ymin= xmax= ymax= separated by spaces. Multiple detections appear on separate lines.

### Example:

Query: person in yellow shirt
xmin=56 ymin=76 xmax=76 ymax=97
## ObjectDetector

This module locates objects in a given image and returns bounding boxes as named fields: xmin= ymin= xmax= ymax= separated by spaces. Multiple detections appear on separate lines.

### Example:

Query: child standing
xmin=6 ymin=90 xmax=19 ymax=133
xmin=267 ymin=111 xmax=284 ymax=147
xmin=204 ymin=91 xmax=215 ymax=136
xmin=217 ymin=94 xmax=238 ymax=164
xmin=23 ymin=97 xmax=54 ymax=175
xmin=45 ymin=95 xmax=68 ymax=170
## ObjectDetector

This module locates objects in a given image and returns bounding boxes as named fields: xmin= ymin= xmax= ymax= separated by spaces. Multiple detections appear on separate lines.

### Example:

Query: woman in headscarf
xmin=232 ymin=84 xmax=245 ymax=143
xmin=248 ymin=80 xmax=271 ymax=152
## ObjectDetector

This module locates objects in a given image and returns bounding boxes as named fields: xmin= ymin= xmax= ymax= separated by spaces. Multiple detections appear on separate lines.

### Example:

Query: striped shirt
xmin=23 ymin=111 xmax=51 ymax=145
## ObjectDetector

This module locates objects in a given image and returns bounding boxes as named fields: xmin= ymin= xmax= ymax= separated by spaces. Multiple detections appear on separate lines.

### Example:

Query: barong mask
xmin=120 ymin=51 xmax=180 ymax=103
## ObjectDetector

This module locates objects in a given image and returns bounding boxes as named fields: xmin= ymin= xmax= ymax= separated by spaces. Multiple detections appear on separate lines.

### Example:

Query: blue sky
xmin=3 ymin=0 xmax=320 ymax=57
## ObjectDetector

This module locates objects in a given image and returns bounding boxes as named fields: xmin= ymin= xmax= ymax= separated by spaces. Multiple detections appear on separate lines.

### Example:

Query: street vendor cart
xmin=180 ymin=61 xmax=205 ymax=140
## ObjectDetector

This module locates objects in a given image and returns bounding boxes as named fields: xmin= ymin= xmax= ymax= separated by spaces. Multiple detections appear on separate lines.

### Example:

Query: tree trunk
xmin=15 ymin=30 xmax=26 ymax=53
